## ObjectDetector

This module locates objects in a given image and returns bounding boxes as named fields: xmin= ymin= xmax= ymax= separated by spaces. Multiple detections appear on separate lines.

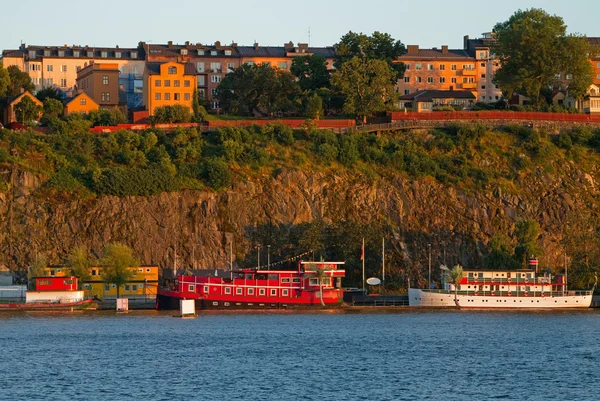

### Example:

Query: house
xmin=397 ymin=90 xmax=476 ymax=112
xmin=142 ymin=61 xmax=197 ymax=116
xmin=63 ymin=92 xmax=99 ymax=116
xmin=76 ymin=62 xmax=120 ymax=108
xmin=463 ymin=33 xmax=503 ymax=103
xmin=1 ymin=91 xmax=43 ymax=125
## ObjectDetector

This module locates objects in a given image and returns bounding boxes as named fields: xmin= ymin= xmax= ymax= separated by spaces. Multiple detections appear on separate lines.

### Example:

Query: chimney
xmin=463 ymin=35 xmax=470 ymax=51
xmin=254 ymin=42 xmax=259 ymax=50
xmin=215 ymin=41 xmax=221 ymax=49
xmin=20 ymin=43 xmax=26 ymax=51
xmin=285 ymin=41 xmax=294 ymax=51
xmin=116 ymin=45 xmax=119 ymax=49
xmin=407 ymin=45 xmax=419 ymax=54
xmin=442 ymin=45 xmax=448 ymax=54
xmin=231 ymin=42 xmax=238 ymax=47
xmin=185 ymin=41 xmax=190 ymax=47
xmin=168 ymin=41 xmax=173 ymax=48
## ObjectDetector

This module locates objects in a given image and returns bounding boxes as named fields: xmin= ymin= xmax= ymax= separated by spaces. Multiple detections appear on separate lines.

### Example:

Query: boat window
xmin=236 ymin=288 xmax=243 ymax=295
xmin=245 ymin=274 xmax=253 ymax=280
xmin=204 ymin=286 xmax=209 ymax=293
xmin=468 ymin=272 xmax=473 ymax=278
xmin=225 ymin=287 xmax=232 ymax=294
xmin=292 ymin=278 xmax=301 ymax=283
xmin=309 ymin=278 xmax=319 ymax=286
xmin=248 ymin=288 xmax=255 ymax=295
xmin=259 ymin=288 xmax=266 ymax=296
xmin=282 ymin=289 xmax=289 ymax=296
xmin=256 ymin=274 xmax=267 ymax=280
xmin=281 ymin=277 xmax=291 ymax=283
xmin=268 ymin=274 xmax=278 ymax=281
xmin=270 ymin=289 xmax=277 ymax=296
xmin=189 ymin=285 xmax=195 ymax=292
xmin=63 ymin=279 xmax=75 ymax=285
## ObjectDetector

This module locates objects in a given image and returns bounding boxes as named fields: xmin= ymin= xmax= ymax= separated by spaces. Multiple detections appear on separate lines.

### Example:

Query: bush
xmin=0 ymin=148 xmax=10 ymax=163
xmin=338 ymin=134 xmax=360 ymax=167
xmin=151 ymin=105 xmax=192 ymax=124
xmin=45 ymin=169 xmax=89 ymax=195
xmin=92 ymin=166 xmax=180 ymax=196
xmin=203 ymin=158 xmax=232 ymax=190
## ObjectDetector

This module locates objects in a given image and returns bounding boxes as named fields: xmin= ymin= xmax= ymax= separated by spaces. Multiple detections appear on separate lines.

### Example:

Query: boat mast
xmin=382 ymin=237 xmax=385 ymax=290
xmin=362 ymin=238 xmax=365 ymax=295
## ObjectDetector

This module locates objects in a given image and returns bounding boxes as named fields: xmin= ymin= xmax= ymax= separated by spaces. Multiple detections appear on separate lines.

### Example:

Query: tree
xmin=307 ymin=263 xmax=328 ymax=306
xmin=42 ymin=98 xmax=64 ymax=124
xmin=492 ymin=8 xmax=594 ymax=103
xmin=331 ymin=56 xmax=397 ymax=123
xmin=150 ymin=105 xmax=192 ymax=124
xmin=88 ymin=108 xmax=127 ymax=126
xmin=449 ymin=264 xmax=463 ymax=305
xmin=28 ymin=255 xmax=47 ymax=289
xmin=67 ymin=246 xmax=92 ymax=288
xmin=334 ymin=31 xmax=406 ymax=80
xmin=514 ymin=219 xmax=542 ymax=267
xmin=14 ymin=95 xmax=42 ymax=124
xmin=36 ymin=87 xmax=63 ymax=102
xmin=100 ymin=242 xmax=138 ymax=298
xmin=483 ymin=233 xmax=520 ymax=270
xmin=0 ymin=62 xmax=10 ymax=97
xmin=217 ymin=63 xmax=301 ymax=116
xmin=6 ymin=65 xmax=34 ymax=97
xmin=192 ymin=89 xmax=208 ymax=122
xmin=290 ymin=54 xmax=331 ymax=92
xmin=304 ymin=92 xmax=323 ymax=120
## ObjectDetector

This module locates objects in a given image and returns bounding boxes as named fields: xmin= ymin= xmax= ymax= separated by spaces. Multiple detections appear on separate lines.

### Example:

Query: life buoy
xmin=524 ymin=279 xmax=529 ymax=283
xmin=474 ymin=291 xmax=479 ymax=296
xmin=491 ymin=291 xmax=496 ymax=296
xmin=508 ymin=291 xmax=512 ymax=296
xmin=507 ymin=278 xmax=512 ymax=283
xmin=524 ymin=291 xmax=529 ymax=296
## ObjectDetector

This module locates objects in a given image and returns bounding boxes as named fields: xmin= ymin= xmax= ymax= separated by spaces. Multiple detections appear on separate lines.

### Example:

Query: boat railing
xmin=466 ymin=277 xmax=546 ymax=284
xmin=420 ymin=289 xmax=592 ymax=297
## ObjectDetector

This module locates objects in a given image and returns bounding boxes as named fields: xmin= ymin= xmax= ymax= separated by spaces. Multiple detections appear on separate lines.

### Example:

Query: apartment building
xmin=143 ymin=61 xmax=197 ymax=116
xmin=1 ymin=44 xmax=146 ymax=108
xmin=76 ymin=63 xmax=120 ymax=107
xmin=464 ymin=33 xmax=503 ymax=103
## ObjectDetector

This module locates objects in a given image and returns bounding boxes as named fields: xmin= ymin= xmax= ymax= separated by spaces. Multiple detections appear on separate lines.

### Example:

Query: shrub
xmin=203 ymin=158 xmax=232 ymax=190
xmin=46 ymin=169 xmax=89 ymax=195
xmin=151 ymin=105 xmax=192 ymax=124
xmin=92 ymin=166 xmax=180 ymax=196
xmin=317 ymin=143 xmax=338 ymax=163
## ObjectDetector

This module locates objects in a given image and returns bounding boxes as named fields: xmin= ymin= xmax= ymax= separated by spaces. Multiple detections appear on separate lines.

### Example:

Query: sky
xmin=1 ymin=0 xmax=598 ymax=52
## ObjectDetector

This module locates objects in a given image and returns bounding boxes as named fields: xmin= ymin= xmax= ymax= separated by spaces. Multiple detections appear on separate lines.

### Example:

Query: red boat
xmin=157 ymin=261 xmax=346 ymax=310
xmin=0 ymin=277 xmax=96 ymax=311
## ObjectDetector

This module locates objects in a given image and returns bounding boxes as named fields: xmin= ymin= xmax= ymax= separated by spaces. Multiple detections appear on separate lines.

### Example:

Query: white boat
xmin=409 ymin=261 xmax=593 ymax=309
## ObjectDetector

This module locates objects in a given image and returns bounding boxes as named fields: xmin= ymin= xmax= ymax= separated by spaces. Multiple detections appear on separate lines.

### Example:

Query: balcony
xmin=460 ymin=82 xmax=477 ymax=89
xmin=459 ymin=69 xmax=476 ymax=76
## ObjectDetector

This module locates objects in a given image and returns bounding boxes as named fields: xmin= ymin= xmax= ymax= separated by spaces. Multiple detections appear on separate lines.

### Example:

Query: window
xmin=60 ymin=78 xmax=67 ymax=88
xmin=479 ymin=52 xmax=486 ymax=58
xmin=131 ymin=51 xmax=138 ymax=59
xmin=125 ymin=285 xmax=130 ymax=292
xmin=80 ymin=98 xmax=86 ymax=105
xmin=101 ymin=51 xmax=107 ymax=58
xmin=451 ymin=77 xmax=457 ymax=84
xmin=60 ymin=65 xmax=67 ymax=72
xmin=227 ymin=62 xmax=235 ymax=72
xmin=440 ymin=77 xmax=446 ymax=83
xmin=481 ymin=85 xmax=486 ymax=89
xmin=58 ymin=50 xmax=65 ymax=57
xmin=481 ymin=63 xmax=485 ymax=68
xmin=211 ymin=88 xmax=218 ymax=96
xmin=146 ymin=268 xmax=151 ymax=273
xmin=480 ymin=74 xmax=486 ymax=79
xmin=184 ymin=93 xmax=190 ymax=100
xmin=184 ymin=80 xmax=190 ymax=87
xmin=197 ymin=62 xmax=205 ymax=73
xmin=210 ymin=62 xmax=222 ymax=72
xmin=198 ymin=76 xmax=205 ymax=86
xmin=282 ymin=289 xmax=289 ymax=296
xmin=211 ymin=75 xmax=222 ymax=83
xmin=44 ymin=50 xmax=51 ymax=57
xmin=248 ymin=288 xmax=255 ymax=295
xmin=155 ymin=93 xmax=161 ymax=100
xmin=415 ymin=63 xmax=422 ymax=70
xmin=451 ymin=64 xmax=457 ymax=71
xmin=225 ymin=287 xmax=232 ymax=294
xmin=566 ymin=74 xmax=573 ymax=80
xmin=174 ymin=80 xmax=180 ymax=87
xmin=164 ymin=93 xmax=171 ymax=100
xmin=211 ymin=50 xmax=217 ymax=56
xmin=105 ymin=284 xmax=110 ymax=291
xmin=427 ymin=64 xmax=434 ymax=71
xmin=115 ymin=51 xmax=121 ymax=58
xmin=174 ymin=93 xmax=180 ymax=100
xmin=47 ymin=65 xmax=53 ymax=72
xmin=198 ymin=50 xmax=205 ymax=56
xmin=87 ymin=50 xmax=94 ymax=58
xmin=463 ymin=64 xmax=475 ymax=70
xmin=427 ymin=77 xmax=434 ymax=83
xmin=404 ymin=89 xmax=410 ymax=95
xmin=236 ymin=288 xmax=243 ymax=295
xmin=92 ymin=269 xmax=98 ymax=276
xmin=155 ymin=80 xmax=161 ymax=87
xmin=180 ymin=49 xmax=188 ymax=55
xmin=309 ymin=278 xmax=319 ymax=286
xmin=46 ymin=78 xmax=53 ymax=86
xmin=439 ymin=64 xmax=445 ymax=71
xmin=292 ymin=278 xmax=301 ymax=283
xmin=131 ymin=285 xmax=137 ymax=292
xmin=225 ymin=50 xmax=232 ymax=56
xmin=204 ymin=286 xmax=209 ymax=293
xmin=259 ymin=288 xmax=266 ymax=296
xmin=101 ymin=93 xmax=105 ymax=102
xmin=281 ymin=277 xmax=291 ymax=283
xmin=168 ymin=66 xmax=177 ymax=74
xmin=211 ymin=101 xmax=219 ymax=109
xmin=29 ymin=50 xmax=36 ymax=59
xmin=404 ymin=76 xmax=410 ymax=83
xmin=405 ymin=64 xmax=410 ymax=70
xmin=597 ymin=74 xmax=600 ymax=79
xmin=164 ymin=80 xmax=171 ymax=87
xmin=270 ymin=289 xmax=277 ymax=296
xmin=103 ymin=76 xmax=109 ymax=85
xmin=278 ymin=61 xmax=288 ymax=69
xmin=29 ymin=64 xmax=40 ymax=71
xmin=416 ymin=76 xmax=422 ymax=83
xmin=106 ymin=92 xmax=110 ymax=102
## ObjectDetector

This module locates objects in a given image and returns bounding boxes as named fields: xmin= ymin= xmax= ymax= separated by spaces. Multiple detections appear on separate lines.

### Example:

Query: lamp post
xmin=257 ymin=245 xmax=261 ymax=270
xmin=428 ymin=243 xmax=432 ymax=290
xmin=267 ymin=245 xmax=271 ymax=270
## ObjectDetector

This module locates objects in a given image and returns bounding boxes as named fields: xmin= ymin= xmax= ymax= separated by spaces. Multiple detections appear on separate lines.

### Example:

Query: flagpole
xmin=362 ymin=237 xmax=365 ymax=295
xmin=382 ymin=237 xmax=385 ymax=290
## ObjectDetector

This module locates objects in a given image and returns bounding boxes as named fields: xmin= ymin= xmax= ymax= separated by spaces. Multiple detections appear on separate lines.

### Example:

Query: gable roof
xmin=145 ymin=62 xmax=197 ymax=75
xmin=399 ymin=49 xmax=473 ymax=61
xmin=399 ymin=90 xmax=476 ymax=102
xmin=65 ymin=92 xmax=99 ymax=108
xmin=8 ymin=91 xmax=43 ymax=107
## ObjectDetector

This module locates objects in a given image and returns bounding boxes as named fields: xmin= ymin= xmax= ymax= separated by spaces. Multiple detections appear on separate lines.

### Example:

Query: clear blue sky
xmin=0 ymin=0 xmax=597 ymax=52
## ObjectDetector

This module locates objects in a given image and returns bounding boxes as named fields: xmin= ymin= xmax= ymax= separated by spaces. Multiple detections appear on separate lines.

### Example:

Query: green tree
xmin=334 ymin=31 xmax=406 ymax=80
xmin=67 ymin=246 xmax=92 ymax=287
xmin=88 ymin=108 xmax=127 ymax=126
xmin=217 ymin=63 xmax=301 ymax=116
xmin=42 ymin=98 xmax=64 ymax=123
xmin=492 ymin=8 xmax=594 ymax=102
xmin=6 ymin=65 xmax=34 ymax=97
xmin=290 ymin=54 xmax=331 ymax=92
xmin=449 ymin=264 xmax=463 ymax=304
xmin=100 ymin=242 xmax=138 ymax=298
xmin=14 ymin=95 xmax=42 ymax=124
xmin=304 ymin=92 xmax=323 ymax=120
xmin=28 ymin=255 xmax=48 ymax=288
xmin=514 ymin=219 xmax=542 ymax=267
xmin=150 ymin=105 xmax=192 ymax=124
xmin=192 ymin=89 xmax=208 ymax=122
xmin=0 ymin=62 xmax=10 ymax=97
xmin=307 ymin=263 xmax=328 ymax=306
xmin=331 ymin=56 xmax=397 ymax=123
xmin=36 ymin=87 xmax=63 ymax=102
xmin=484 ymin=233 xmax=520 ymax=270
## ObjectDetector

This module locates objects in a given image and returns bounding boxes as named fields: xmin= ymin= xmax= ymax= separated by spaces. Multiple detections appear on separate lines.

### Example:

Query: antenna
xmin=308 ymin=27 xmax=311 ymax=46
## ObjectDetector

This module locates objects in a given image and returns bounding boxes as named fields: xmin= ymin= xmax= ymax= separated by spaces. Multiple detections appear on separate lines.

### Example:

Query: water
xmin=1 ymin=309 xmax=600 ymax=401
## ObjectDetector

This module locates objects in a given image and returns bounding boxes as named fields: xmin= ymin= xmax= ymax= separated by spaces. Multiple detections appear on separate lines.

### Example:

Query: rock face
xmin=0 ymin=163 xmax=598 ymax=275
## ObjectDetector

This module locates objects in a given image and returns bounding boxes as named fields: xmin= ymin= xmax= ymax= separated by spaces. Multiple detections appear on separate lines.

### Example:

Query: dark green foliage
xmin=0 ymin=148 xmax=10 ymax=163
xmin=36 ymin=87 xmax=63 ymax=102
xmin=92 ymin=166 xmax=179 ymax=196
xmin=45 ymin=169 xmax=89 ymax=195
xmin=14 ymin=96 xmax=42 ymax=124
xmin=203 ymin=158 xmax=232 ymax=190
xmin=6 ymin=65 xmax=34 ymax=96
xmin=150 ymin=105 xmax=192 ymax=124
xmin=338 ymin=134 xmax=360 ymax=166
xmin=88 ymin=108 xmax=127 ymax=126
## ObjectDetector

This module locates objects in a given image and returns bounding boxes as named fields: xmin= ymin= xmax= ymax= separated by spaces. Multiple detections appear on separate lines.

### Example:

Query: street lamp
xmin=267 ymin=245 xmax=271 ymax=270
xmin=257 ymin=245 xmax=261 ymax=269
xmin=428 ymin=243 xmax=432 ymax=290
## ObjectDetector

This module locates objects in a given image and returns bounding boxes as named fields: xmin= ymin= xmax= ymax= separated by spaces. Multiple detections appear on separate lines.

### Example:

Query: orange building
xmin=143 ymin=61 xmax=197 ymax=116
xmin=1 ymin=91 xmax=43 ymax=125
xmin=63 ymin=92 xmax=99 ymax=116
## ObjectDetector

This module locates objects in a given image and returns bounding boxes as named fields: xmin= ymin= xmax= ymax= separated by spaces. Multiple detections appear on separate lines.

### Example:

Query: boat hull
xmin=0 ymin=299 xmax=96 ymax=311
xmin=408 ymin=288 xmax=592 ymax=308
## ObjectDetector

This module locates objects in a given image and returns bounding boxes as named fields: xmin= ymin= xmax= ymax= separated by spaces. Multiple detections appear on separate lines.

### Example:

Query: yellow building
xmin=1 ymin=91 xmax=43 ymax=125
xmin=63 ymin=92 xmax=99 ymax=116
xmin=143 ymin=61 xmax=197 ymax=116
xmin=44 ymin=265 xmax=159 ymax=300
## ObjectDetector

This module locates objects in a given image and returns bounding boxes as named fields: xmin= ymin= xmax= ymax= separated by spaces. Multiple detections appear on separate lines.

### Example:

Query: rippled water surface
xmin=1 ymin=309 xmax=600 ymax=400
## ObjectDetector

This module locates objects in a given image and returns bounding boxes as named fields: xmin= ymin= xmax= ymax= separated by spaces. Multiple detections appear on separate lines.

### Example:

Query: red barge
xmin=157 ymin=261 xmax=346 ymax=310
xmin=0 ymin=277 xmax=95 ymax=311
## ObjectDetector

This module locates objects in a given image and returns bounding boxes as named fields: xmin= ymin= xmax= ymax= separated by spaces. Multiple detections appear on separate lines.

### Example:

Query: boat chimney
xmin=528 ymin=257 xmax=539 ymax=273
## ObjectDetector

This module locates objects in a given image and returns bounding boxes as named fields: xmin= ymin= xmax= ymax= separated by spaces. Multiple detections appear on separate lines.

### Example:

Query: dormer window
xmin=44 ymin=50 xmax=51 ymax=57
xmin=101 ymin=51 xmax=108 ymax=58
xmin=225 ymin=50 xmax=232 ymax=56
xmin=87 ymin=51 xmax=93 ymax=58
xmin=58 ymin=50 xmax=65 ymax=57
xmin=168 ymin=66 xmax=177 ymax=74
xmin=211 ymin=50 xmax=217 ymax=56
xmin=181 ymin=49 xmax=188 ymax=55
xmin=29 ymin=50 xmax=36 ymax=59
xmin=131 ymin=51 xmax=138 ymax=59
xmin=198 ymin=50 xmax=204 ymax=56
xmin=73 ymin=50 xmax=80 ymax=57
xmin=116 ymin=51 xmax=121 ymax=58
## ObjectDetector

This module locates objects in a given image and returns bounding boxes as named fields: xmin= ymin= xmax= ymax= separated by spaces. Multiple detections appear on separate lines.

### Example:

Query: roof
xmin=2 ymin=45 xmax=145 ymax=61
xmin=398 ymin=90 xmax=476 ymax=101
xmin=145 ymin=62 xmax=197 ymax=75
xmin=587 ymin=37 xmax=600 ymax=47
xmin=399 ymin=49 xmax=473 ymax=61
xmin=145 ymin=42 xmax=237 ymax=58
xmin=65 ymin=92 xmax=99 ymax=108
xmin=236 ymin=45 xmax=335 ymax=58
